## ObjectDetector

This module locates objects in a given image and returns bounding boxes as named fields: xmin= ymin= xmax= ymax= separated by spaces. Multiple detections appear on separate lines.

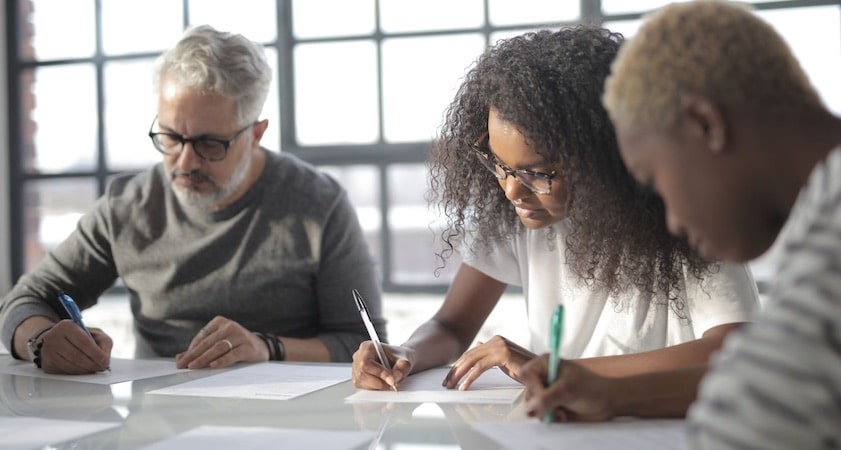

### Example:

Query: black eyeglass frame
xmin=147 ymin=117 xmax=255 ymax=162
xmin=469 ymin=132 xmax=556 ymax=195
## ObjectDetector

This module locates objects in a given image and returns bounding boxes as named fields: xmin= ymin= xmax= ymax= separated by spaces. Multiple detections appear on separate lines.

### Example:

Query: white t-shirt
xmin=461 ymin=222 xmax=760 ymax=358
xmin=687 ymin=146 xmax=841 ymax=449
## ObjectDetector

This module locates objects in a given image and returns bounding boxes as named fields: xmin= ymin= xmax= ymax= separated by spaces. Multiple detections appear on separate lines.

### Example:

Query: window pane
xmin=26 ymin=65 xmax=98 ymax=173
xmin=22 ymin=0 xmax=96 ymax=60
xmin=293 ymin=0 xmax=376 ymax=38
xmin=489 ymin=0 xmax=579 ymax=25
xmin=188 ymin=0 xmax=277 ymax=43
xmin=382 ymin=34 xmax=485 ymax=142
xmin=380 ymin=0 xmax=483 ymax=33
xmin=260 ymin=48 xmax=282 ymax=152
xmin=101 ymin=0 xmax=183 ymax=55
xmin=23 ymin=179 xmax=98 ymax=274
xmin=387 ymin=164 xmax=459 ymax=284
xmin=757 ymin=6 xmax=841 ymax=115
xmin=104 ymin=59 xmax=159 ymax=171
xmin=294 ymin=41 xmax=379 ymax=145
xmin=319 ymin=165 xmax=382 ymax=276
xmin=602 ymin=0 xmax=685 ymax=15
xmin=608 ymin=6 xmax=841 ymax=116
xmin=602 ymin=19 xmax=642 ymax=39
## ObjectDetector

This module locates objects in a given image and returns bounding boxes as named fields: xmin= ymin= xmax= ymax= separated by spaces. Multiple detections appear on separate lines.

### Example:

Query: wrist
xmin=26 ymin=325 xmax=55 ymax=368
xmin=254 ymin=332 xmax=285 ymax=361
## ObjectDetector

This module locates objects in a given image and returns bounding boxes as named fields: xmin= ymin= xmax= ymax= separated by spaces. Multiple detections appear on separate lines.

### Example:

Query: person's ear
xmin=681 ymin=95 xmax=727 ymax=154
xmin=250 ymin=119 xmax=269 ymax=146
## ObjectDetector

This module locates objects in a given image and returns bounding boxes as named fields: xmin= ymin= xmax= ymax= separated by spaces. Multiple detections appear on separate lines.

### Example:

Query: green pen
xmin=544 ymin=304 xmax=564 ymax=424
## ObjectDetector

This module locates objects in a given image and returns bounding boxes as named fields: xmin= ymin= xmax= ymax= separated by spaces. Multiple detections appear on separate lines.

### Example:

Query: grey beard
xmin=172 ymin=148 xmax=253 ymax=211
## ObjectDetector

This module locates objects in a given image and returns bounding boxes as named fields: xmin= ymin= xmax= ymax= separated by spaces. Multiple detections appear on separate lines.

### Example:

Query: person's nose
xmin=173 ymin=141 xmax=203 ymax=171
xmin=500 ymin=174 xmax=531 ymax=202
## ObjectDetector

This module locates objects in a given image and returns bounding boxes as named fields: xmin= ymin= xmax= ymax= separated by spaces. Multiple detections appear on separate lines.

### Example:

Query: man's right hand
xmin=39 ymin=320 xmax=112 ymax=374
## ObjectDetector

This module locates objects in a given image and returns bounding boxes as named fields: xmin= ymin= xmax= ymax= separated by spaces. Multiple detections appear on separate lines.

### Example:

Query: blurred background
xmin=2 ymin=0 xmax=833 ymax=352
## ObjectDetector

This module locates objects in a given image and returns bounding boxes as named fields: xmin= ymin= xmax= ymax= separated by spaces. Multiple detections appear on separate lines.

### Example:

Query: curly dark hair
xmin=428 ymin=26 xmax=714 ymax=307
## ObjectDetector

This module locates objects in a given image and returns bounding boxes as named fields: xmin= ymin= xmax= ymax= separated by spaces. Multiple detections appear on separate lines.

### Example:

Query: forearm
xmin=606 ymin=365 xmax=707 ymax=418
xmin=401 ymin=320 xmax=468 ymax=373
xmin=577 ymin=322 xmax=743 ymax=377
xmin=281 ymin=336 xmax=332 ymax=362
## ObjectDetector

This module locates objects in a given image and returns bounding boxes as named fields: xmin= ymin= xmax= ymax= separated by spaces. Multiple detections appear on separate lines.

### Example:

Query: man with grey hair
xmin=0 ymin=25 xmax=384 ymax=374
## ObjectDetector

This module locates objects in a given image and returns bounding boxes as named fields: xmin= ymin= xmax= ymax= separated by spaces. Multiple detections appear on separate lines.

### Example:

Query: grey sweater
xmin=0 ymin=149 xmax=385 ymax=361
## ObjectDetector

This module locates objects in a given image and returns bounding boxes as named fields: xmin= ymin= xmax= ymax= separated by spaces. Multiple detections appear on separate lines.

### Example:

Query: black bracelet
xmin=267 ymin=333 xmax=285 ymax=361
xmin=253 ymin=332 xmax=274 ymax=361
xmin=28 ymin=325 xmax=53 ymax=369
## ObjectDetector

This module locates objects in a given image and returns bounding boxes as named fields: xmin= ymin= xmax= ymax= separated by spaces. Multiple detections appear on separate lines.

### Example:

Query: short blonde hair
xmin=603 ymin=0 xmax=821 ymax=136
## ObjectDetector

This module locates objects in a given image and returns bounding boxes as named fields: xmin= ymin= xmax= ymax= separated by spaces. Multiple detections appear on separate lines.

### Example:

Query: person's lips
xmin=514 ymin=205 xmax=542 ymax=219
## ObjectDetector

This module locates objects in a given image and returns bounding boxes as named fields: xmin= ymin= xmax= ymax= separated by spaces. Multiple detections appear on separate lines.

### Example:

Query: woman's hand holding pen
xmin=40 ymin=320 xmax=112 ymax=375
xmin=443 ymin=335 xmax=535 ymax=390
xmin=176 ymin=315 xmax=269 ymax=369
xmin=352 ymin=341 xmax=413 ymax=390
xmin=520 ymin=355 xmax=614 ymax=423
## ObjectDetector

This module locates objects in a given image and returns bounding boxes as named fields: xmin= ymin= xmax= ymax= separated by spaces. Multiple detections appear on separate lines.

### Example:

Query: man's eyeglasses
xmin=148 ymin=117 xmax=254 ymax=162
xmin=469 ymin=132 xmax=556 ymax=195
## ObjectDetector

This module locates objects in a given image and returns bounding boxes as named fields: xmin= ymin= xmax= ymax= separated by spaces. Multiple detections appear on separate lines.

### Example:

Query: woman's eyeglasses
xmin=469 ymin=132 xmax=555 ymax=195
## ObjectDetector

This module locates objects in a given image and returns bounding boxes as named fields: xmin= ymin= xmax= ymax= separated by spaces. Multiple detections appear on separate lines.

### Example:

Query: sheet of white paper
xmin=345 ymin=367 xmax=523 ymax=404
xmin=141 ymin=425 xmax=375 ymax=450
xmin=472 ymin=418 xmax=689 ymax=450
xmin=148 ymin=362 xmax=350 ymax=400
xmin=0 ymin=357 xmax=187 ymax=384
xmin=0 ymin=416 xmax=121 ymax=450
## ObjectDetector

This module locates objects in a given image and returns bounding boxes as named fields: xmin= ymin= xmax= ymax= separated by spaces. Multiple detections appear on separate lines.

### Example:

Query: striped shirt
xmin=687 ymin=146 xmax=841 ymax=449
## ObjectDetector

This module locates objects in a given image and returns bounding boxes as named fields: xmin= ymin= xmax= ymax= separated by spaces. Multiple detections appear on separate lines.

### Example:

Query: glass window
xmin=104 ymin=59 xmax=159 ymax=171
xmin=293 ymin=0 xmax=376 ymax=38
xmin=380 ymin=0 xmax=484 ymax=33
xmin=387 ymin=164 xmax=460 ymax=284
xmin=188 ymin=0 xmax=278 ymax=43
xmin=381 ymin=34 xmax=486 ymax=142
xmin=489 ymin=0 xmax=579 ymax=25
xmin=27 ymin=64 xmax=98 ymax=173
xmin=602 ymin=0 xmax=685 ymax=15
xmin=294 ymin=40 xmax=380 ymax=145
xmin=23 ymin=179 xmax=98 ymax=273
xmin=259 ymin=47 xmax=282 ymax=152
xmin=24 ymin=0 xmax=96 ymax=61
xmin=101 ymin=0 xmax=183 ymax=55
xmin=757 ymin=6 xmax=841 ymax=115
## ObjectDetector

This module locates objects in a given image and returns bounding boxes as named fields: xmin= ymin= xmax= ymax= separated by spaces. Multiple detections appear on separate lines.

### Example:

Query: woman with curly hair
xmin=352 ymin=26 xmax=760 ymax=418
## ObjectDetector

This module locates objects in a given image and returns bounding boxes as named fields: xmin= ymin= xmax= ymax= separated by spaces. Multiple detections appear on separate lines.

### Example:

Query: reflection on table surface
xmin=0 ymin=355 xmax=524 ymax=449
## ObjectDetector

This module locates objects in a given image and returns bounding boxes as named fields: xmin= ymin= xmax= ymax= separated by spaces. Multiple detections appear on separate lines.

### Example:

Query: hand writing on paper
xmin=175 ymin=316 xmax=269 ymax=369
xmin=40 ymin=320 xmax=112 ymax=375
xmin=520 ymin=355 xmax=613 ymax=423
xmin=352 ymin=341 xmax=412 ymax=390
xmin=442 ymin=336 xmax=535 ymax=391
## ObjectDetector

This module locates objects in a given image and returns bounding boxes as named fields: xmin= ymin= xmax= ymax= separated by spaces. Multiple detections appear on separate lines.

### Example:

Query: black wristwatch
xmin=26 ymin=326 xmax=54 ymax=369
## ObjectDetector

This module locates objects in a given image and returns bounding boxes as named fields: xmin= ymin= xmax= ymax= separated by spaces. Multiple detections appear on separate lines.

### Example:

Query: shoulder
xmin=263 ymin=150 xmax=344 ymax=197
xmin=103 ymin=165 xmax=165 ymax=202
xmin=259 ymin=151 xmax=351 ymax=218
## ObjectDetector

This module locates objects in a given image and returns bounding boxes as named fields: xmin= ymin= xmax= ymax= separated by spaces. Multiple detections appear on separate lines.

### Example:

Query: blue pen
xmin=544 ymin=304 xmax=564 ymax=424
xmin=58 ymin=293 xmax=110 ymax=371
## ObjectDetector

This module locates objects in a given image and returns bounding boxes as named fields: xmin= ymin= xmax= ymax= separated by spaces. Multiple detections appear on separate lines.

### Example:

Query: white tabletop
xmin=0 ymin=355 xmax=690 ymax=449
xmin=0 ymin=355 xmax=525 ymax=449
